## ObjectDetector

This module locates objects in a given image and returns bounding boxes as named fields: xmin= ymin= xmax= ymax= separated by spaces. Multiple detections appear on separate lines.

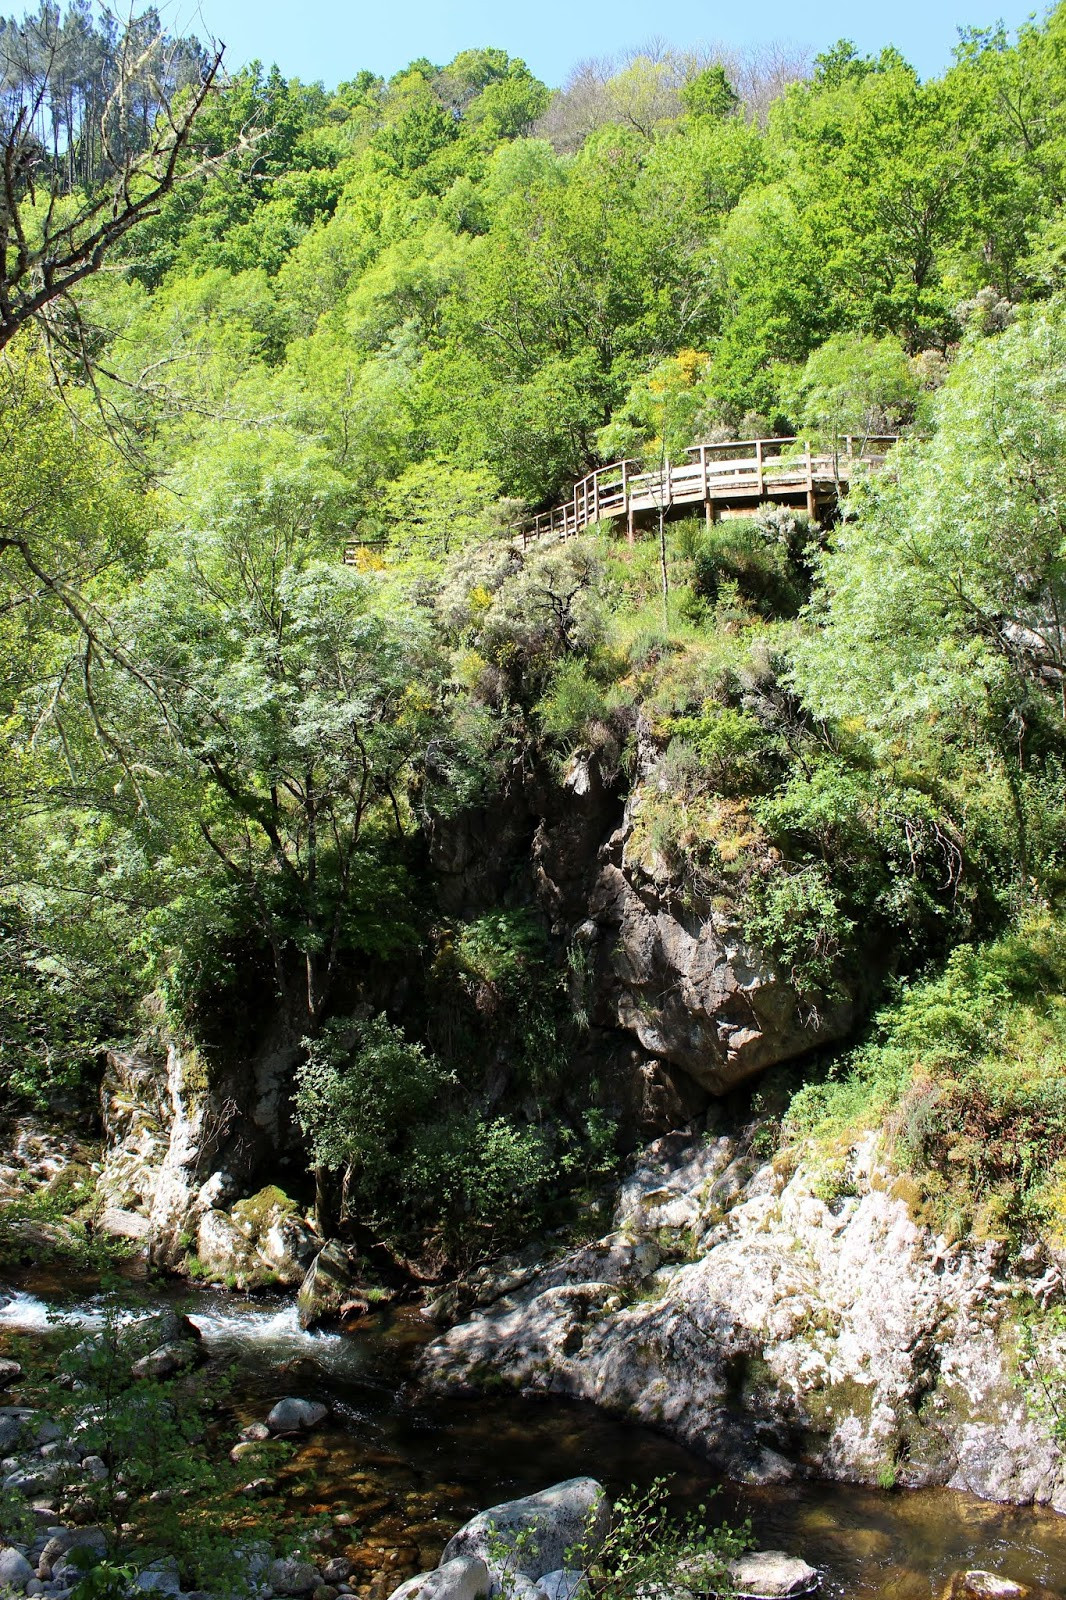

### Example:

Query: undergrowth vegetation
xmin=785 ymin=918 xmax=1066 ymax=1241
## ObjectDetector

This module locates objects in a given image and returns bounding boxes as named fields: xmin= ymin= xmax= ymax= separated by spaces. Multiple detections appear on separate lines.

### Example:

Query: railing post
xmin=756 ymin=438 xmax=764 ymax=496
xmin=592 ymin=471 xmax=600 ymax=525
xmin=805 ymin=440 xmax=816 ymax=520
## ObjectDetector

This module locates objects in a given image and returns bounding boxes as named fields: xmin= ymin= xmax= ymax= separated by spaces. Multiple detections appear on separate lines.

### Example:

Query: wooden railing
xmin=522 ymin=435 xmax=897 ymax=544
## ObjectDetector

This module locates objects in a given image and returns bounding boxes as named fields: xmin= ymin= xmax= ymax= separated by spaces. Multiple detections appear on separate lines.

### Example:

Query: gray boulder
xmin=441 ymin=1480 xmax=609 ymax=1585
xmin=296 ymin=1243 xmax=358 ymax=1330
xmin=38 ymin=1529 xmax=106 ymax=1579
xmin=267 ymin=1557 xmax=321 ymax=1596
xmin=131 ymin=1342 xmax=202 ymax=1380
xmin=266 ymin=1398 xmax=327 ymax=1434
xmin=133 ymin=1568 xmax=182 ymax=1596
xmin=142 ymin=1311 xmax=201 ymax=1347
xmin=536 ymin=1574 xmax=588 ymax=1600
xmin=387 ymin=1557 xmax=491 ymax=1600
xmin=0 ymin=1359 xmax=22 ymax=1388
xmin=729 ymin=1553 xmax=819 ymax=1599
xmin=0 ymin=1548 xmax=35 ymax=1592
xmin=4 ymin=1468 xmax=45 ymax=1494
xmin=0 ymin=1415 xmax=24 ymax=1451
xmin=96 ymin=1208 xmax=151 ymax=1241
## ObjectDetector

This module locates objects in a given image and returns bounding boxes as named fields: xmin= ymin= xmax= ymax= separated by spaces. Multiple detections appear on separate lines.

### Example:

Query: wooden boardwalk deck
xmin=523 ymin=435 xmax=896 ymax=544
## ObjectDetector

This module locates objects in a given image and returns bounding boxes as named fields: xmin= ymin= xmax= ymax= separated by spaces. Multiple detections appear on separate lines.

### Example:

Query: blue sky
xmin=180 ymin=0 xmax=1045 ymax=88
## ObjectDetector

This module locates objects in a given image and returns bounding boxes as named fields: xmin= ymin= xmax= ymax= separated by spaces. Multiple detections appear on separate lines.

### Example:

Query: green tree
xmin=788 ymin=332 xmax=919 ymax=455
xmin=792 ymin=306 xmax=1066 ymax=891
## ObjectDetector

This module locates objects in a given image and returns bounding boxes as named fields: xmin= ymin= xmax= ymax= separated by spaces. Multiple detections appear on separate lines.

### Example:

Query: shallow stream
xmin=3 ymin=1275 xmax=1066 ymax=1600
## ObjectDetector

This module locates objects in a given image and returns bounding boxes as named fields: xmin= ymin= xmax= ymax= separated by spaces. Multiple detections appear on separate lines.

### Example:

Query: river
xmin=2 ymin=1275 xmax=1066 ymax=1599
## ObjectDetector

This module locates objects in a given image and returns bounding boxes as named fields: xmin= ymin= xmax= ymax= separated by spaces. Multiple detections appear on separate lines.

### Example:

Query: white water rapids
xmin=0 ymin=1288 xmax=363 ymax=1378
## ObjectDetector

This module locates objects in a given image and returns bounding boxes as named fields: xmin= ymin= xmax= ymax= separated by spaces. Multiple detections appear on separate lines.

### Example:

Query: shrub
xmin=691 ymin=518 xmax=806 ymax=619
xmin=745 ymin=863 xmax=855 ymax=1000
xmin=782 ymin=915 xmax=1066 ymax=1238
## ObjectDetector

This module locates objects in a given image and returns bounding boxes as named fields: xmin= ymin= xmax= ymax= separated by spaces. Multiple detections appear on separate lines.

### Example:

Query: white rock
xmin=957 ymin=1576 xmax=1028 ymax=1600
xmin=388 ymin=1557 xmax=491 ymax=1600
xmin=729 ymin=1552 xmax=819 ymax=1598
xmin=441 ymin=1480 xmax=609 ymax=1585
xmin=96 ymin=1208 xmax=151 ymax=1241
xmin=0 ymin=1548 xmax=35 ymax=1592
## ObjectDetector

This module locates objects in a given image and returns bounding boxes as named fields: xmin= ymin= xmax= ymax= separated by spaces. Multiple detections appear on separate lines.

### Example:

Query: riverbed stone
xmin=266 ymin=1398 xmax=327 ymax=1433
xmin=388 ymin=1557 xmax=491 ymax=1600
xmin=131 ymin=1341 xmax=202 ymax=1380
xmin=441 ymin=1480 xmax=609 ymax=1584
xmin=728 ymin=1553 xmax=819 ymax=1598
xmin=940 ymin=1576 xmax=1031 ymax=1600
xmin=0 ymin=1415 xmax=25 ymax=1451
xmin=38 ymin=1527 xmax=107 ymax=1578
xmin=143 ymin=1310 xmax=201 ymax=1346
xmin=133 ymin=1569 xmax=182 ymax=1595
xmin=297 ymin=1243 xmax=359 ymax=1330
xmin=5 ymin=1468 xmax=45 ymax=1495
xmin=267 ymin=1557 xmax=321 ymax=1595
xmin=535 ymin=1572 xmax=587 ymax=1600
xmin=0 ymin=1359 xmax=23 ymax=1388
xmin=0 ymin=1548 xmax=35 ymax=1591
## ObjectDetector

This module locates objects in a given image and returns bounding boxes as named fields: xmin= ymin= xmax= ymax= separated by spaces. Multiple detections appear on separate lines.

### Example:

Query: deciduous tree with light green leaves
xmin=792 ymin=304 xmax=1066 ymax=891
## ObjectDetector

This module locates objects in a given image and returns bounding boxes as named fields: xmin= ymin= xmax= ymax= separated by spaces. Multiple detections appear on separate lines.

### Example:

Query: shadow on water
xmin=3 ymin=1274 xmax=1066 ymax=1599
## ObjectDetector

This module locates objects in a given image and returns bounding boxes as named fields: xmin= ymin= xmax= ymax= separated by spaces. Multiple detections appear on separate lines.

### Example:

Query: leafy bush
xmin=783 ymin=916 xmax=1066 ymax=1238
xmin=691 ymin=518 xmax=807 ymax=620
xmin=565 ymin=1477 xmax=749 ymax=1600
xmin=745 ymin=863 xmax=854 ymax=1001
xmin=296 ymin=1005 xmax=615 ymax=1264
xmin=664 ymin=705 xmax=775 ymax=796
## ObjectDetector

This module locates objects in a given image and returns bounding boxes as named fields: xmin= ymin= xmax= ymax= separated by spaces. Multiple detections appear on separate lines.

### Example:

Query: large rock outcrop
xmin=98 ymin=1046 xmax=318 ymax=1276
xmin=432 ymin=748 xmax=857 ymax=1102
xmin=421 ymin=1124 xmax=1066 ymax=1512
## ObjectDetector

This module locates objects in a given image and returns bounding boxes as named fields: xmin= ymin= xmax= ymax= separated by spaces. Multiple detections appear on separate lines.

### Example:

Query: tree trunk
xmin=314 ymin=1164 xmax=338 ymax=1240
xmin=658 ymin=504 xmax=669 ymax=629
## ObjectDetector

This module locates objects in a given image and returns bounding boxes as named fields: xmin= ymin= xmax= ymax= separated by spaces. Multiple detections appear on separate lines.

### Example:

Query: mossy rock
xmin=231 ymin=1186 xmax=297 ymax=1236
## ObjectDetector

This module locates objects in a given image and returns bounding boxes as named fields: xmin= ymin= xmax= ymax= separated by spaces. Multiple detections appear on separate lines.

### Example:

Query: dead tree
xmin=0 ymin=8 xmax=226 ymax=352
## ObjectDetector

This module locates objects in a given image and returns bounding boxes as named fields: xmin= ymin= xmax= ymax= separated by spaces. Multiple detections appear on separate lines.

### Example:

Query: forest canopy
xmin=5 ymin=1 xmax=1066 ymax=1261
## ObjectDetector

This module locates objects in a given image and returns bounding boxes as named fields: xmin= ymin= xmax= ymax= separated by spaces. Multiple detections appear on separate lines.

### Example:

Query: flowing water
xmin=3 ymin=1276 xmax=1066 ymax=1600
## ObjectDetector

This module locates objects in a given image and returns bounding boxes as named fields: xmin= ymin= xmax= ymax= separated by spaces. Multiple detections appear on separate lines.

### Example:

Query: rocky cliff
xmin=434 ymin=745 xmax=857 ymax=1098
xmin=98 ymin=745 xmax=857 ymax=1266
xmin=421 ymin=1120 xmax=1066 ymax=1512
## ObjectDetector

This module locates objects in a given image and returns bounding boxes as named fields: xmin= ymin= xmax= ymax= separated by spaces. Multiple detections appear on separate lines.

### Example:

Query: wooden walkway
xmin=522 ymin=435 xmax=897 ymax=544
